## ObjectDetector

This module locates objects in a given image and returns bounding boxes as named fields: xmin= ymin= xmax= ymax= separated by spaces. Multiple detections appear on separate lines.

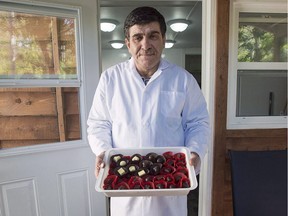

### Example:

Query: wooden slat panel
xmin=56 ymin=87 xmax=66 ymax=141
xmin=0 ymin=116 xmax=59 ymax=140
xmin=63 ymin=87 xmax=78 ymax=93
xmin=226 ymin=137 xmax=287 ymax=151
xmin=66 ymin=114 xmax=80 ymax=140
xmin=64 ymin=92 xmax=79 ymax=115
xmin=212 ymin=0 xmax=230 ymax=215
xmin=0 ymin=92 xmax=57 ymax=116
xmin=226 ymin=129 xmax=287 ymax=138
xmin=224 ymin=199 xmax=233 ymax=216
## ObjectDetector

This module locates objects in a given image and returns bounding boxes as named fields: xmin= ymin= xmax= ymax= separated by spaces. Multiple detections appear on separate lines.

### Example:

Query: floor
xmin=187 ymin=175 xmax=200 ymax=216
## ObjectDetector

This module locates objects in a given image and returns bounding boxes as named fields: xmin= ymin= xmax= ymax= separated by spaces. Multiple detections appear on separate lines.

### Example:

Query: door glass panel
xmin=0 ymin=87 xmax=81 ymax=149
xmin=0 ymin=11 xmax=78 ymax=79
xmin=0 ymin=8 xmax=82 ymax=149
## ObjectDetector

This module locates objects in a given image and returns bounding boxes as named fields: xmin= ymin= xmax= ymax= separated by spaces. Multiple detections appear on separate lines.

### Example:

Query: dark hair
xmin=124 ymin=6 xmax=166 ymax=39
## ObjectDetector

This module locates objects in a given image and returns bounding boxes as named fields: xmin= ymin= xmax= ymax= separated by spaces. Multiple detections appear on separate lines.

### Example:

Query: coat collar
xmin=128 ymin=57 xmax=170 ymax=77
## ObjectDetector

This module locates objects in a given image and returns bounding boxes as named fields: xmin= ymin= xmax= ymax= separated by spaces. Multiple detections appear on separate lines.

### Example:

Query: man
xmin=87 ymin=6 xmax=210 ymax=216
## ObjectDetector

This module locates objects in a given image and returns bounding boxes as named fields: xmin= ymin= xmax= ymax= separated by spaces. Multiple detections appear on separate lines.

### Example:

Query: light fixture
xmin=100 ymin=19 xmax=119 ymax=32
xmin=109 ymin=40 xmax=125 ymax=49
xmin=167 ymin=19 xmax=191 ymax=32
xmin=165 ymin=40 xmax=176 ymax=48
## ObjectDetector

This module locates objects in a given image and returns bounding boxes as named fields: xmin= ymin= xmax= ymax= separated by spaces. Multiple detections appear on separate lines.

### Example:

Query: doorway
xmin=100 ymin=1 xmax=204 ymax=216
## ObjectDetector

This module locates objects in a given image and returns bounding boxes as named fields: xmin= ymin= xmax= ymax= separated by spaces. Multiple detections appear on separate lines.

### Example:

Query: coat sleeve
xmin=182 ymin=77 xmax=211 ymax=174
xmin=87 ymin=73 xmax=113 ymax=156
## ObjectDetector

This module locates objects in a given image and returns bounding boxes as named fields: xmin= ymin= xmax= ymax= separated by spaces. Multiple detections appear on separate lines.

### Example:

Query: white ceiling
xmin=100 ymin=1 xmax=202 ymax=50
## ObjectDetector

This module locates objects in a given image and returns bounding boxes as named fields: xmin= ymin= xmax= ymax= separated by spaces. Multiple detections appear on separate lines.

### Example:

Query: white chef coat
xmin=87 ymin=58 xmax=210 ymax=216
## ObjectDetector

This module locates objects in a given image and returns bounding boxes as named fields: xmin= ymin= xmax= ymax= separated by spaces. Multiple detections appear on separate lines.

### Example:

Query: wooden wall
xmin=212 ymin=0 xmax=287 ymax=215
xmin=0 ymin=87 xmax=80 ymax=148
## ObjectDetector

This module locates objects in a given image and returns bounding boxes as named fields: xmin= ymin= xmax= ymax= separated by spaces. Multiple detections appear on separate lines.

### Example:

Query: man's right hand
xmin=95 ymin=151 xmax=105 ymax=178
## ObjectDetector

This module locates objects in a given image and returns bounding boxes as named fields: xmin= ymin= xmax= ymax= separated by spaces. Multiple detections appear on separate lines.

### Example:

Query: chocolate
xmin=117 ymin=158 xmax=129 ymax=167
xmin=142 ymin=175 xmax=154 ymax=182
xmin=130 ymin=154 xmax=142 ymax=163
xmin=161 ymin=165 xmax=175 ymax=174
xmin=155 ymin=155 xmax=166 ymax=164
xmin=182 ymin=181 xmax=190 ymax=188
xmin=139 ymin=159 xmax=153 ymax=169
xmin=114 ymin=182 xmax=129 ymax=190
xmin=163 ymin=151 xmax=174 ymax=159
xmin=167 ymin=183 xmax=177 ymax=188
xmin=154 ymin=180 xmax=167 ymax=189
xmin=165 ymin=174 xmax=174 ymax=182
xmin=142 ymin=181 xmax=155 ymax=189
xmin=130 ymin=181 xmax=143 ymax=189
xmin=150 ymin=163 xmax=162 ymax=175
xmin=103 ymin=151 xmax=190 ymax=191
xmin=127 ymin=164 xmax=139 ymax=173
xmin=136 ymin=168 xmax=149 ymax=177
xmin=111 ymin=154 xmax=123 ymax=163
xmin=114 ymin=166 xmax=128 ymax=177
xmin=143 ymin=184 xmax=153 ymax=189
xmin=153 ymin=175 xmax=165 ymax=182
xmin=146 ymin=152 xmax=158 ymax=162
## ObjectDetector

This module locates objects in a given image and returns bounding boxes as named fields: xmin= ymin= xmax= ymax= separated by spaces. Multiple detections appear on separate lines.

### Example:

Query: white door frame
xmin=198 ymin=0 xmax=216 ymax=216
xmin=97 ymin=1 xmax=217 ymax=215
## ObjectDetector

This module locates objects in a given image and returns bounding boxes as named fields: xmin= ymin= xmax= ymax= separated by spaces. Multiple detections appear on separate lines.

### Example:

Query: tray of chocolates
xmin=95 ymin=147 xmax=198 ymax=197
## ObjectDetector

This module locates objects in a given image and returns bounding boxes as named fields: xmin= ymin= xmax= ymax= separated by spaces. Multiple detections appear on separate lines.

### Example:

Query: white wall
xmin=101 ymin=49 xmax=130 ymax=71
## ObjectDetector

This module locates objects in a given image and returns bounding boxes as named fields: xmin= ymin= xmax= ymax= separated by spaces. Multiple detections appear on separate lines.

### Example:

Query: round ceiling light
xmin=165 ymin=40 xmax=176 ymax=48
xmin=100 ymin=19 xmax=119 ymax=32
xmin=168 ymin=19 xmax=192 ymax=32
xmin=109 ymin=40 xmax=125 ymax=49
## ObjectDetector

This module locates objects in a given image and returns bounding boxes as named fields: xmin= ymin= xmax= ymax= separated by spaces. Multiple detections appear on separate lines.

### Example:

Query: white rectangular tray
xmin=95 ymin=147 xmax=198 ymax=197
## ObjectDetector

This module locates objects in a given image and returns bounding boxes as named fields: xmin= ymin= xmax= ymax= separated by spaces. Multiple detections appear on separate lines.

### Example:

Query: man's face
xmin=125 ymin=21 xmax=165 ymax=75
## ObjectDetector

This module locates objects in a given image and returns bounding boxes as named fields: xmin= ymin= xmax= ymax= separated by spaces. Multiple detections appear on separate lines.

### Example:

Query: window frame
xmin=227 ymin=2 xmax=287 ymax=129
xmin=0 ymin=1 xmax=88 ymax=156
xmin=0 ymin=1 xmax=83 ymax=88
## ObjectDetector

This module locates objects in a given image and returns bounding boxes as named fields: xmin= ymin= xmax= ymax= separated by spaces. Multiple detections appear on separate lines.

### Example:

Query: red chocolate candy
xmin=154 ymin=180 xmax=167 ymax=189
xmin=114 ymin=182 xmax=130 ymax=190
xmin=141 ymin=181 xmax=155 ymax=189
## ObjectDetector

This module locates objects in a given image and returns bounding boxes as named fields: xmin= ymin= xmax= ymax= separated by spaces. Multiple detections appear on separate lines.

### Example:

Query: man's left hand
xmin=189 ymin=152 xmax=200 ymax=168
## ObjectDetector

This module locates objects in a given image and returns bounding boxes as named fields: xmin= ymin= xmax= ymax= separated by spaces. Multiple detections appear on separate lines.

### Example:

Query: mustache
xmin=139 ymin=50 xmax=155 ymax=55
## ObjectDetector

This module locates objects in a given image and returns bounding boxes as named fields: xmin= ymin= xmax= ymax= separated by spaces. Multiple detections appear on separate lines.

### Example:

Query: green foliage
xmin=238 ymin=23 xmax=287 ymax=62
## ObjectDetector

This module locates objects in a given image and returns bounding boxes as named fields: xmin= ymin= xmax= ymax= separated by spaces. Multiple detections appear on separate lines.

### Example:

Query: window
xmin=227 ymin=2 xmax=287 ymax=129
xmin=0 ymin=2 xmax=83 ymax=148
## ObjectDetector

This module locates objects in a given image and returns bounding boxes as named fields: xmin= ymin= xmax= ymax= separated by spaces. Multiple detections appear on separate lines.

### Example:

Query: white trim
xmin=228 ymin=116 xmax=287 ymax=129
xmin=233 ymin=1 xmax=288 ymax=12
xmin=239 ymin=17 xmax=287 ymax=23
xmin=198 ymin=0 xmax=216 ymax=216
xmin=0 ymin=80 xmax=81 ymax=87
xmin=0 ymin=139 xmax=88 ymax=158
xmin=227 ymin=1 xmax=288 ymax=130
xmin=0 ymin=0 xmax=80 ymax=16
xmin=237 ymin=62 xmax=288 ymax=70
